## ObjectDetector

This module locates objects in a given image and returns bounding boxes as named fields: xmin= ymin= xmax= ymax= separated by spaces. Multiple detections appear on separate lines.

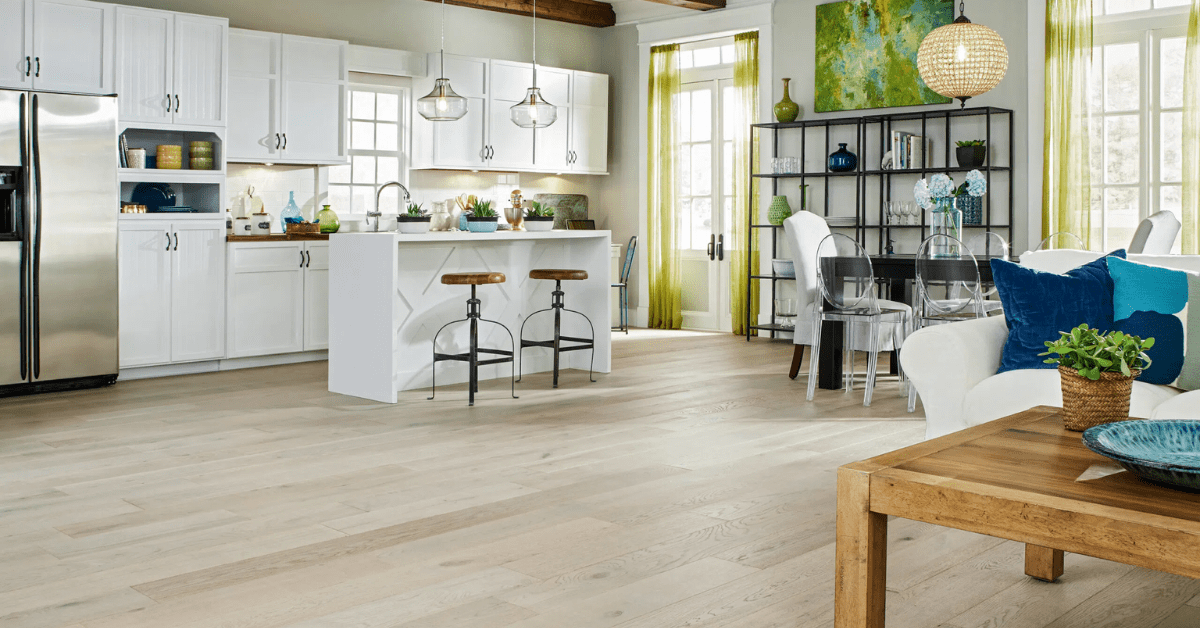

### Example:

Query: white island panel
xmin=329 ymin=230 xmax=611 ymax=403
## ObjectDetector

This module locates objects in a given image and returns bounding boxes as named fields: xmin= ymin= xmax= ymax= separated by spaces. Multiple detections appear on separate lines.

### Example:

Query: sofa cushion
xmin=1150 ymin=391 xmax=1200 ymax=420
xmin=962 ymin=369 xmax=1182 ymax=429
xmin=991 ymin=251 xmax=1126 ymax=373
xmin=1107 ymin=257 xmax=1198 ymax=389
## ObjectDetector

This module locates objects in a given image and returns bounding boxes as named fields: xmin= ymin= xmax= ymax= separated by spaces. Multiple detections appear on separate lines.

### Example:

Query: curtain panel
xmin=731 ymin=32 xmax=760 ymax=335
xmin=1042 ymin=0 xmax=1095 ymax=250
xmin=647 ymin=44 xmax=682 ymax=329
xmin=1184 ymin=0 xmax=1200 ymax=253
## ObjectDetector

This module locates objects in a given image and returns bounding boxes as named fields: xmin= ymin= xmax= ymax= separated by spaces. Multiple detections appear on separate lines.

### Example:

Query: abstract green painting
xmin=815 ymin=0 xmax=953 ymax=113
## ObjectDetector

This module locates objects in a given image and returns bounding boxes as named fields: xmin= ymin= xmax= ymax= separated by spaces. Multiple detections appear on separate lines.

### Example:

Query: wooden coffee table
xmin=834 ymin=406 xmax=1200 ymax=628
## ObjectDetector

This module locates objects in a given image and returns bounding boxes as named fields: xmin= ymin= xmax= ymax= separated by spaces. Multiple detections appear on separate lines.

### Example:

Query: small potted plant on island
xmin=397 ymin=202 xmax=432 ymax=234
xmin=525 ymin=201 xmax=555 ymax=231
xmin=466 ymin=199 xmax=499 ymax=233
xmin=955 ymin=140 xmax=987 ymax=169
xmin=1040 ymin=324 xmax=1154 ymax=432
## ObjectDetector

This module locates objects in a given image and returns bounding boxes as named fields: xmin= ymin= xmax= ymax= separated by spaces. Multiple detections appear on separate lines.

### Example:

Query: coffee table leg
xmin=1024 ymin=544 xmax=1064 ymax=582
xmin=835 ymin=467 xmax=887 ymax=628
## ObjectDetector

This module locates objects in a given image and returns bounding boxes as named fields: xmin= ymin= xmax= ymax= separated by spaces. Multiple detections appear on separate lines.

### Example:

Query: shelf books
xmin=890 ymin=132 xmax=931 ymax=170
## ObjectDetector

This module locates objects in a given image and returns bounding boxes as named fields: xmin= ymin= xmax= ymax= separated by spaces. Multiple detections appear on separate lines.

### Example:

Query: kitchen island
xmin=328 ymin=230 xmax=612 ymax=403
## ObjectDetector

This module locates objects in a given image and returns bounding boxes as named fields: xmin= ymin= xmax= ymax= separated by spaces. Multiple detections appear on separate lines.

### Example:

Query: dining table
xmin=815 ymin=254 xmax=1007 ymax=390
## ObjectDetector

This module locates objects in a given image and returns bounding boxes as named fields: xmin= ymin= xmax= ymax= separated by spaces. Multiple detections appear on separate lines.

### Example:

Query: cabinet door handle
xmin=165 ymin=93 xmax=172 ymax=112
xmin=34 ymin=57 xmax=39 ymax=78
xmin=173 ymin=233 xmax=179 ymax=251
xmin=174 ymin=94 xmax=180 ymax=113
xmin=282 ymin=133 xmax=287 ymax=150
xmin=25 ymin=57 xmax=30 ymax=77
xmin=274 ymin=133 xmax=281 ymax=149
xmin=165 ymin=231 xmax=171 ymax=251
xmin=306 ymin=250 xmax=312 ymax=267
xmin=300 ymin=250 xmax=305 ymax=268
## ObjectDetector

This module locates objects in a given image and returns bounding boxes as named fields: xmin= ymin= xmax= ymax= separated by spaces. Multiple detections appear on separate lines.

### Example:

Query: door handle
xmin=174 ymin=94 xmax=180 ymax=113
xmin=275 ymin=133 xmax=281 ymax=150
xmin=717 ymin=234 xmax=725 ymax=261
xmin=166 ymin=231 xmax=171 ymax=251
xmin=304 ymin=250 xmax=311 ymax=268
xmin=707 ymin=234 xmax=715 ymax=261
xmin=25 ymin=57 xmax=30 ymax=77
xmin=34 ymin=57 xmax=39 ymax=78
xmin=173 ymin=233 xmax=179 ymax=251
xmin=301 ymin=250 xmax=305 ymax=268
xmin=165 ymin=93 xmax=172 ymax=112
xmin=282 ymin=133 xmax=287 ymax=150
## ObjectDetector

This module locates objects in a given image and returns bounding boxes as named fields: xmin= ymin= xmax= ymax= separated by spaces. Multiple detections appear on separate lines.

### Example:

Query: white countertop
xmin=333 ymin=230 xmax=611 ymax=243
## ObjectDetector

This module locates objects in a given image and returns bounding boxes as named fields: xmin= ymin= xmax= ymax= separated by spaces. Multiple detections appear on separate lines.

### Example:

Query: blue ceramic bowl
xmin=466 ymin=218 xmax=499 ymax=233
xmin=1082 ymin=420 xmax=1200 ymax=492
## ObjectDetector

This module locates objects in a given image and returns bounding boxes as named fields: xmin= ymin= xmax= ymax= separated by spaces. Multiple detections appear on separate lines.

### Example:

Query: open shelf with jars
xmin=118 ymin=126 xmax=226 ymax=217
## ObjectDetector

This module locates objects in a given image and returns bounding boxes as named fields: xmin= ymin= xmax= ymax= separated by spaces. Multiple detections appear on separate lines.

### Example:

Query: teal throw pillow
xmin=1107 ymin=257 xmax=1198 ymax=389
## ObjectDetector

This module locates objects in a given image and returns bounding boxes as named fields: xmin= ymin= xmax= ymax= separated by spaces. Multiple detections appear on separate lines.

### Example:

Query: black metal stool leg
xmin=482 ymin=318 xmax=519 ymax=400
xmin=564 ymin=307 xmax=597 ymax=383
xmin=553 ymin=281 xmax=562 ymax=388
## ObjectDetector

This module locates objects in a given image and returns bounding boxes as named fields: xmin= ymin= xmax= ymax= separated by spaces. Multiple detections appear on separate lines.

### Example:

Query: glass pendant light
xmin=417 ymin=0 xmax=468 ymax=121
xmin=511 ymin=0 xmax=557 ymax=128
xmin=916 ymin=0 xmax=1009 ymax=108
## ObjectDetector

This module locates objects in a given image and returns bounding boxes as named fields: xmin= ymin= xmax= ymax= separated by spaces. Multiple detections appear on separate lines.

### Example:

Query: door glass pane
xmin=1089 ymin=47 xmax=1104 ymax=112
xmin=722 ymin=86 xmax=738 ymax=140
xmin=376 ymin=93 xmax=399 ymax=122
xmin=691 ymin=89 xmax=711 ymax=142
xmin=692 ymin=197 xmax=712 ymax=252
xmin=723 ymin=196 xmax=733 ymax=244
xmin=352 ymin=121 xmax=375 ymax=150
xmin=1162 ymin=185 xmax=1182 ymax=217
xmin=721 ymin=45 xmax=735 ymax=64
xmin=1104 ymin=43 xmax=1140 ymax=112
xmin=1106 ymin=0 xmax=1151 ymax=13
xmin=1155 ymin=0 xmax=1189 ymax=6
xmin=693 ymin=47 xmax=720 ymax=68
xmin=679 ymin=198 xmax=694 ymax=249
xmin=1089 ymin=117 xmax=1105 ymax=182
xmin=679 ymin=91 xmax=692 ymax=143
xmin=1105 ymin=187 xmax=1140 ymax=248
xmin=723 ymin=142 xmax=734 ymax=196
xmin=351 ymin=91 xmax=375 ymax=119
xmin=679 ymin=145 xmax=692 ymax=196
xmin=679 ymin=50 xmax=694 ymax=70
xmin=691 ymin=144 xmax=712 ymax=196
xmin=1161 ymin=111 xmax=1182 ymax=182
xmin=1162 ymin=37 xmax=1186 ymax=109
xmin=1105 ymin=115 xmax=1140 ymax=184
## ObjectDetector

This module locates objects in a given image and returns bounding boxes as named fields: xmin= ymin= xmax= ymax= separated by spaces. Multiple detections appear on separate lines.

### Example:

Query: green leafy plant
xmin=956 ymin=139 xmax=985 ymax=147
xmin=526 ymin=201 xmax=554 ymax=218
xmin=469 ymin=199 xmax=496 ymax=218
xmin=405 ymin=202 xmax=426 ymax=217
xmin=1039 ymin=324 xmax=1154 ymax=380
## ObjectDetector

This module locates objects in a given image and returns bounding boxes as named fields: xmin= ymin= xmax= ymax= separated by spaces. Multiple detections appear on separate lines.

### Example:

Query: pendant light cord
xmin=440 ymin=0 xmax=446 ymax=78
xmin=532 ymin=0 xmax=538 ymax=88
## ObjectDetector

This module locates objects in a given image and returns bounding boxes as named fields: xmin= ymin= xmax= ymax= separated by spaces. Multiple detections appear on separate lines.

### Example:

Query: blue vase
xmin=281 ymin=191 xmax=303 ymax=230
xmin=828 ymin=143 xmax=857 ymax=172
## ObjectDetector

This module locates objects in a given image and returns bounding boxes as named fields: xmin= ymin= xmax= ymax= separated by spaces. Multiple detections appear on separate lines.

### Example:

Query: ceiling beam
xmin=424 ymin=0 xmax=616 ymax=28
xmin=639 ymin=0 xmax=725 ymax=11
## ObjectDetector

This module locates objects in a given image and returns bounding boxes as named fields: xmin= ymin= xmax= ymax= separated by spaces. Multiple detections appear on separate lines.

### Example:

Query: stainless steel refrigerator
xmin=0 ymin=89 xmax=119 ymax=396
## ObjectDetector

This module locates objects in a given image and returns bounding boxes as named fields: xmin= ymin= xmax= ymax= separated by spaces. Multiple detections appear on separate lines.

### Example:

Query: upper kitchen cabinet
xmin=0 ymin=0 xmax=114 ymax=93
xmin=533 ymin=66 xmax=571 ymax=173
xmin=487 ymin=60 xmax=534 ymax=171
xmin=411 ymin=54 xmax=488 ymax=171
xmin=569 ymin=70 xmax=608 ymax=174
xmin=114 ymin=7 xmax=227 ymax=128
xmin=227 ymin=28 xmax=347 ymax=165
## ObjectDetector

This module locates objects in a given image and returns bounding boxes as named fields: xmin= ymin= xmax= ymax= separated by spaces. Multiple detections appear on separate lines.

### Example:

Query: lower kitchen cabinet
xmin=226 ymin=240 xmax=327 ymax=358
xmin=118 ymin=219 xmax=225 ymax=368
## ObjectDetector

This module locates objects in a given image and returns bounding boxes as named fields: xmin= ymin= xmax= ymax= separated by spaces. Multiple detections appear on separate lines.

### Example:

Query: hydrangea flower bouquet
xmin=913 ymin=170 xmax=987 ymax=255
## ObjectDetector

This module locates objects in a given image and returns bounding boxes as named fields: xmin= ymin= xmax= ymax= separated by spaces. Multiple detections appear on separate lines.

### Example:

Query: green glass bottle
xmin=774 ymin=78 xmax=800 ymax=123
xmin=316 ymin=204 xmax=340 ymax=234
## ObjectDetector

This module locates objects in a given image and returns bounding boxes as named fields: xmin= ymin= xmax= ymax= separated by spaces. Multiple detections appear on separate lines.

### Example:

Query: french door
xmin=679 ymin=77 xmax=737 ymax=331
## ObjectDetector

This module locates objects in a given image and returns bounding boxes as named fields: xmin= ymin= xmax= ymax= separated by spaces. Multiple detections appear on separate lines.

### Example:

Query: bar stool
xmin=518 ymin=269 xmax=596 ymax=388
xmin=428 ymin=272 xmax=518 ymax=406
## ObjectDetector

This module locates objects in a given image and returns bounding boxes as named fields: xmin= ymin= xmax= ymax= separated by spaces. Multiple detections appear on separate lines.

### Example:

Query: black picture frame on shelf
xmin=745 ymin=106 xmax=1015 ymax=341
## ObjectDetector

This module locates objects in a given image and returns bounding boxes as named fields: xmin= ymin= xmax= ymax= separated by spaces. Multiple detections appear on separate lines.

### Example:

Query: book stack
xmin=891 ymin=132 xmax=930 ymax=170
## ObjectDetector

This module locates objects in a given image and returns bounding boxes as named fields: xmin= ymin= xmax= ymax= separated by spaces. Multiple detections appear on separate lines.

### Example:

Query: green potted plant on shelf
xmin=1039 ymin=324 xmax=1154 ymax=432
xmin=955 ymin=139 xmax=987 ymax=169
xmin=466 ymin=199 xmax=499 ymax=233
xmin=397 ymin=202 xmax=431 ymax=234
xmin=525 ymin=201 xmax=555 ymax=231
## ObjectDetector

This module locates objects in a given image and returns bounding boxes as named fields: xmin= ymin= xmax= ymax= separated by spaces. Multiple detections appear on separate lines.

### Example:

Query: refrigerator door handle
xmin=30 ymin=94 xmax=41 ymax=379
xmin=18 ymin=93 xmax=28 ymax=381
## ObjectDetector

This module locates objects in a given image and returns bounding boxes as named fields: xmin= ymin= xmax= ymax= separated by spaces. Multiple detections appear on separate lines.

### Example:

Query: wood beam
xmin=640 ymin=0 xmax=725 ymax=11
xmin=424 ymin=0 xmax=616 ymax=28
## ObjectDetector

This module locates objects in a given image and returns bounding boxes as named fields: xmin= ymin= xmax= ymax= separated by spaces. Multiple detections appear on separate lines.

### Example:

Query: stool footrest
xmin=560 ymin=336 xmax=592 ymax=344
xmin=557 ymin=345 xmax=593 ymax=353
xmin=434 ymin=348 xmax=514 ymax=364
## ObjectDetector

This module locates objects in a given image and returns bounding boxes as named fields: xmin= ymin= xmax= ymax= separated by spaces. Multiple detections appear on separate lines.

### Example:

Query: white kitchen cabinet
xmin=303 ymin=242 xmax=329 ymax=351
xmin=226 ymin=240 xmax=327 ymax=358
xmin=118 ymin=219 xmax=225 ymax=369
xmin=0 ymin=0 xmax=34 ymax=90
xmin=32 ymin=0 xmax=113 ymax=95
xmin=412 ymin=54 xmax=488 ymax=170
xmin=115 ymin=7 xmax=226 ymax=128
xmin=412 ymin=54 xmax=608 ymax=175
xmin=570 ymin=70 xmax=609 ymax=174
xmin=227 ymin=29 xmax=347 ymax=165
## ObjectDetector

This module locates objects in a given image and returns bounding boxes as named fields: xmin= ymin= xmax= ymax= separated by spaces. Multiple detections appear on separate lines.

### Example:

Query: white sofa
xmin=901 ymin=250 xmax=1200 ymax=439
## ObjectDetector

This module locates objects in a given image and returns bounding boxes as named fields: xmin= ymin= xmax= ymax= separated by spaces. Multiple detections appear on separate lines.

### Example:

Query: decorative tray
xmin=1082 ymin=419 xmax=1200 ymax=492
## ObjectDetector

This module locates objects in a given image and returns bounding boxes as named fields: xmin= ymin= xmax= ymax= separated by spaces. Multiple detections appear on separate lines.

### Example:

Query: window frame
xmin=328 ymin=82 xmax=411 ymax=220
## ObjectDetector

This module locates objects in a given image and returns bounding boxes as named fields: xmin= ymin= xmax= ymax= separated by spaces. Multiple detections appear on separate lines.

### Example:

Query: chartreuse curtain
xmin=731 ymin=31 xmax=760 ymax=336
xmin=647 ymin=44 xmax=682 ymax=329
xmin=1184 ymin=0 xmax=1200 ymax=253
xmin=1042 ymin=0 xmax=1096 ymax=250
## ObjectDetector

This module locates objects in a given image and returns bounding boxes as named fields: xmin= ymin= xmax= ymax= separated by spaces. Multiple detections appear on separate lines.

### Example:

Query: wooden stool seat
xmin=442 ymin=272 xmax=506 ymax=285
xmin=530 ymin=269 xmax=588 ymax=281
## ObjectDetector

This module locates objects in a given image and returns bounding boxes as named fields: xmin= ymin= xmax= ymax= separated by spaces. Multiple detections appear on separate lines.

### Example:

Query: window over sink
xmin=328 ymin=84 xmax=410 ymax=217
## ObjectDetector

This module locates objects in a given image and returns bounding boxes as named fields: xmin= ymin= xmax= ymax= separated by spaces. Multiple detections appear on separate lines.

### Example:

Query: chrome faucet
xmin=368 ymin=181 xmax=411 ymax=232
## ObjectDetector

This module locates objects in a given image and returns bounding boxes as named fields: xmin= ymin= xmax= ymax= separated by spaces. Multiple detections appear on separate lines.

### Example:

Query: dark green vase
xmin=774 ymin=78 xmax=800 ymax=123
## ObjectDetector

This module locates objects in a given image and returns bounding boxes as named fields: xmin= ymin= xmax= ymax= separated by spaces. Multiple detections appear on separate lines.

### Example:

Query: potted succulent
xmin=397 ymin=202 xmax=432 ymax=234
xmin=1039 ymin=324 xmax=1155 ymax=432
xmin=955 ymin=140 xmax=987 ymax=169
xmin=525 ymin=201 xmax=555 ymax=231
xmin=466 ymin=200 xmax=499 ymax=233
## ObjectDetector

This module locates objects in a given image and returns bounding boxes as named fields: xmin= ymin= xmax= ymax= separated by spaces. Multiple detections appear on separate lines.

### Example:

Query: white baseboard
xmin=119 ymin=351 xmax=329 ymax=381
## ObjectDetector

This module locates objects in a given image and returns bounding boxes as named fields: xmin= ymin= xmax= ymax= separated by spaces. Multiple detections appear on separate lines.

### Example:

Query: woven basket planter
xmin=1059 ymin=365 xmax=1140 ymax=432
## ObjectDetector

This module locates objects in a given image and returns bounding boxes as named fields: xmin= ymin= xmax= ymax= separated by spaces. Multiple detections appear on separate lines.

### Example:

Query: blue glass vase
xmin=281 ymin=191 xmax=303 ymax=230
xmin=828 ymin=143 xmax=857 ymax=172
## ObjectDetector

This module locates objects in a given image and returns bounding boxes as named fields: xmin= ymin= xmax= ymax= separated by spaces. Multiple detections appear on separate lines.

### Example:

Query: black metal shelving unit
xmin=746 ymin=106 xmax=1015 ymax=340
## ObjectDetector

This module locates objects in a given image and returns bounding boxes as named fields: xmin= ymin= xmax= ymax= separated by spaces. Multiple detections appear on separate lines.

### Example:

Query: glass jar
xmin=930 ymin=198 xmax=962 ymax=258
xmin=280 ymin=191 xmax=303 ymax=230
xmin=316 ymin=205 xmax=340 ymax=234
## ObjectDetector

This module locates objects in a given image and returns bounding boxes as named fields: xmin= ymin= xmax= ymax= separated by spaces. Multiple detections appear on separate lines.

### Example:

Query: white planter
xmin=396 ymin=219 xmax=432 ymax=234
xmin=525 ymin=218 xmax=554 ymax=232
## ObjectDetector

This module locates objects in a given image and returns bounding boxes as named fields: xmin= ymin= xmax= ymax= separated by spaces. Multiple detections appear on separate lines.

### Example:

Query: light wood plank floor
xmin=0 ymin=330 xmax=1196 ymax=628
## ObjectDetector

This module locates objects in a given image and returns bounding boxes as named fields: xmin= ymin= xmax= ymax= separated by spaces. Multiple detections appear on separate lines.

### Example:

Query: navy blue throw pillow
xmin=991 ymin=251 xmax=1127 ymax=373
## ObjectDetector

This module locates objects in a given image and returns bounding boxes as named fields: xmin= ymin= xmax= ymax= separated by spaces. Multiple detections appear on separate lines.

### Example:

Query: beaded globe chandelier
xmin=917 ymin=0 xmax=1009 ymax=108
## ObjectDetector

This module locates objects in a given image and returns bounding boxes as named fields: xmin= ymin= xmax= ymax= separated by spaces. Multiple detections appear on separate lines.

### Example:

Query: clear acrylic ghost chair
xmin=807 ymin=233 xmax=910 ymax=407
xmin=1036 ymin=231 xmax=1086 ymax=251
xmin=965 ymin=231 xmax=1009 ymax=307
